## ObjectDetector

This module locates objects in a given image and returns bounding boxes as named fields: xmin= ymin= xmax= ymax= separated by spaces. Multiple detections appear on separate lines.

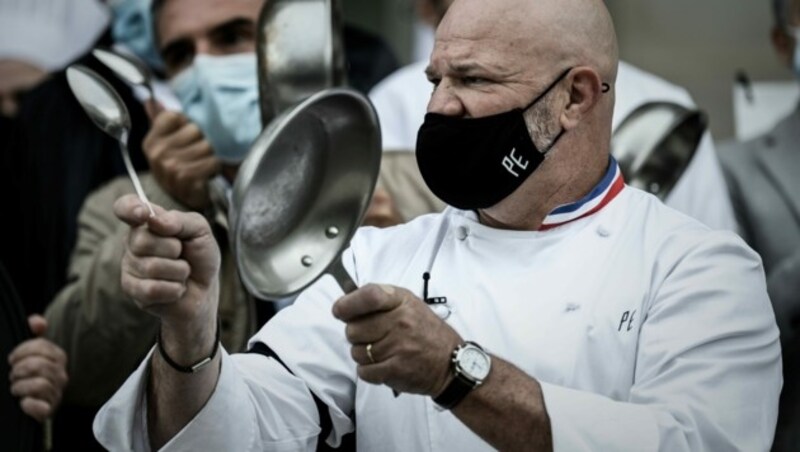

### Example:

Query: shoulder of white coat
xmin=347 ymin=210 xmax=448 ymax=280
xmin=350 ymin=210 xmax=445 ymax=254
xmin=618 ymin=187 xmax=762 ymax=271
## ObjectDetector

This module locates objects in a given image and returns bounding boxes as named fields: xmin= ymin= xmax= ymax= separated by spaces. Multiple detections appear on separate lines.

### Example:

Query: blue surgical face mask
xmin=109 ymin=0 xmax=164 ymax=72
xmin=169 ymin=53 xmax=262 ymax=164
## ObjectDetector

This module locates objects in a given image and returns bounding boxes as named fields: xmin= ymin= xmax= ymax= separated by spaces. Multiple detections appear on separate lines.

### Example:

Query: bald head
xmin=426 ymin=0 xmax=621 ymax=229
xmin=438 ymin=0 xmax=618 ymax=84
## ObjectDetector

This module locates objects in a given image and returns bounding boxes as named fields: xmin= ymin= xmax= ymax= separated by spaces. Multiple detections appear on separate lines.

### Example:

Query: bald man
xmin=94 ymin=0 xmax=780 ymax=450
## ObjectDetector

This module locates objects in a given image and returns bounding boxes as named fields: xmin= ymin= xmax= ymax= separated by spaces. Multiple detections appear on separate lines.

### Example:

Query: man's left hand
xmin=332 ymin=284 xmax=461 ymax=396
xmin=8 ymin=315 xmax=68 ymax=422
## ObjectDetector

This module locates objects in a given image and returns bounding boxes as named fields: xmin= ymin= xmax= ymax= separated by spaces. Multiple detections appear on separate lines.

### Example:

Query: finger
xmin=172 ymin=138 xmax=216 ymax=162
xmin=178 ymin=156 xmax=221 ymax=187
xmin=121 ymin=272 xmax=187 ymax=306
xmin=161 ymin=122 xmax=205 ymax=150
xmin=350 ymin=342 xmax=387 ymax=366
xmin=144 ymin=99 xmax=165 ymax=121
xmin=332 ymin=284 xmax=405 ymax=322
xmin=127 ymin=256 xmax=191 ymax=283
xmin=9 ymin=355 xmax=65 ymax=383
xmin=127 ymin=228 xmax=183 ymax=259
xmin=27 ymin=315 xmax=47 ymax=337
xmin=344 ymin=312 xmax=395 ymax=345
xmin=114 ymin=195 xmax=167 ymax=227
xmin=11 ymin=377 xmax=59 ymax=406
xmin=143 ymin=112 xmax=189 ymax=158
xmin=20 ymin=398 xmax=52 ymax=423
xmin=356 ymin=359 xmax=398 ymax=387
xmin=8 ymin=339 xmax=67 ymax=367
xmin=145 ymin=209 xmax=213 ymax=242
xmin=148 ymin=110 xmax=188 ymax=140
xmin=161 ymin=152 xmax=220 ymax=187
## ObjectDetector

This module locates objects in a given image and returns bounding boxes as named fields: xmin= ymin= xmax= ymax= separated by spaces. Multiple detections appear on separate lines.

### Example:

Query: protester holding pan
xmin=44 ymin=0 xmax=399 ymax=426
xmin=96 ymin=0 xmax=780 ymax=450
xmin=44 ymin=0 xmax=264 ymax=413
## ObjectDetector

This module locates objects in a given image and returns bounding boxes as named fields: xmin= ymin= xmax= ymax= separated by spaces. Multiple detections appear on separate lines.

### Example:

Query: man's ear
xmin=560 ymin=68 xmax=604 ymax=130
xmin=771 ymin=26 xmax=795 ymax=68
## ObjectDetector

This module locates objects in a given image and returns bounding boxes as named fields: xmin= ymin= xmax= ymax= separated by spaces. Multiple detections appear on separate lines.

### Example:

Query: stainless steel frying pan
xmin=231 ymin=88 xmax=381 ymax=299
xmin=228 ymin=0 xmax=373 ymax=300
xmin=256 ymin=0 xmax=346 ymax=126
xmin=611 ymin=101 xmax=708 ymax=200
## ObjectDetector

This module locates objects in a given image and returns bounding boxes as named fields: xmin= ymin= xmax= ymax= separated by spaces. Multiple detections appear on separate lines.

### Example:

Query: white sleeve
xmin=93 ymin=348 xmax=322 ymax=451
xmin=541 ymin=233 xmax=781 ymax=452
xmin=665 ymin=133 xmax=738 ymax=231
xmin=250 ymin=269 xmax=359 ymax=448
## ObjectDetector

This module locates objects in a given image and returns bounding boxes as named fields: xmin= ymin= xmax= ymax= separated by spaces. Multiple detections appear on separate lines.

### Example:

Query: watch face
xmin=458 ymin=346 xmax=491 ymax=381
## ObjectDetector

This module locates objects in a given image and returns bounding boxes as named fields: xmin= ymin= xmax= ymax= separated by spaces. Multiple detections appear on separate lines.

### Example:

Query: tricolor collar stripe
xmin=539 ymin=157 xmax=625 ymax=230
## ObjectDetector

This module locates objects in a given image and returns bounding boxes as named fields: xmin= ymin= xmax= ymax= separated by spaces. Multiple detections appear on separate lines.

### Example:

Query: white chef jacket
xmin=94 ymin=162 xmax=780 ymax=451
xmin=368 ymin=60 xmax=738 ymax=232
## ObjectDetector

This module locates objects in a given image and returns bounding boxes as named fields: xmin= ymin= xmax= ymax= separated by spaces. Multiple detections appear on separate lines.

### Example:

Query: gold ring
xmin=366 ymin=343 xmax=375 ymax=364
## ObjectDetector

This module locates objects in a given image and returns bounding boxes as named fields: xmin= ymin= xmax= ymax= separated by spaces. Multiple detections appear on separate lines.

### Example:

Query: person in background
xmin=3 ymin=258 xmax=69 ymax=450
xmin=96 ymin=0 xmax=779 ymax=450
xmin=718 ymin=1 xmax=800 ymax=450
xmin=44 ymin=0 xmax=263 ymax=437
xmin=369 ymin=0 xmax=738 ymax=232
xmin=0 ymin=0 xmax=152 ymax=320
xmin=43 ymin=1 xmax=397 ymax=450
xmin=0 ymin=0 xmax=108 ymax=117
xmin=0 ymin=2 xmax=150 ymax=449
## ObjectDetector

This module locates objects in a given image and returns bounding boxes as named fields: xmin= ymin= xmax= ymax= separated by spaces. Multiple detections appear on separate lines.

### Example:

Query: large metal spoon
xmin=92 ymin=47 xmax=155 ymax=101
xmin=66 ymin=64 xmax=155 ymax=216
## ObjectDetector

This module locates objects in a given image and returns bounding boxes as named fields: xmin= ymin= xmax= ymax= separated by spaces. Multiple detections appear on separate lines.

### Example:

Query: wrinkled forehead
xmin=429 ymin=35 xmax=534 ymax=78
xmin=430 ymin=5 xmax=548 ymax=77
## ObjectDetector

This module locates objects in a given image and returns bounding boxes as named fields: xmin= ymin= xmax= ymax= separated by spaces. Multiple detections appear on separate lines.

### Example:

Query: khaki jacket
xmin=45 ymin=173 xmax=255 ymax=407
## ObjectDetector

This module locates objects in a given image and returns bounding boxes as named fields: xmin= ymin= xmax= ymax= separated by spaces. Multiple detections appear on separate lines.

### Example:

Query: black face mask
xmin=415 ymin=68 xmax=574 ymax=210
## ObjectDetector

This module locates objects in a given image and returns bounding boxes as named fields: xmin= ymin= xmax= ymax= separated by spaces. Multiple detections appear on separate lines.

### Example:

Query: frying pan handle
xmin=327 ymin=257 xmax=357 ymax=294
xmin=327 ymin=256 xmax=401 ymax=397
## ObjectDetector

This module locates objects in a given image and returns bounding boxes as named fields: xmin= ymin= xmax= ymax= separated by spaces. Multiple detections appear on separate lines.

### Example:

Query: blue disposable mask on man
xmin=170 ymin=53 xmax=262 ymax=164
xmin=109 ymin=0 xmax=164 ymax=72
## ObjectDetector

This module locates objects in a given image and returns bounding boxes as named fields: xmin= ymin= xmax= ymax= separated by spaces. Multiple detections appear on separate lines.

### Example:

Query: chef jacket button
xmin=456 ymin=226 xmax=470 ymax=241
xmin=596 ymin=225 xmax=611 ymax=237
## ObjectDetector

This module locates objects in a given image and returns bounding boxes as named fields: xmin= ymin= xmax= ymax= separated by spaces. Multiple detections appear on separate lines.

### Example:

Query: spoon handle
xmin=119 ymin=133 xmax=155 ymax=217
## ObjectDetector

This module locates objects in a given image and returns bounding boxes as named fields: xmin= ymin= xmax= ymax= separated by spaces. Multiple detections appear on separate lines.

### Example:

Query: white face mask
xmin=169 ymin=53 xmax=262 ymax=163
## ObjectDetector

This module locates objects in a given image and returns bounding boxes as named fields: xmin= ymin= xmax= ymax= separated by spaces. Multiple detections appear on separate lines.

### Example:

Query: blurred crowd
xmin=0 ymin=0 xmax=798 ymax=450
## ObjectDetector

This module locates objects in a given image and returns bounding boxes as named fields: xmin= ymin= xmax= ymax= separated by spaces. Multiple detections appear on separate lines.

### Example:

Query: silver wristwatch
xmin=433 ymin=341 xmax=492 ymax=409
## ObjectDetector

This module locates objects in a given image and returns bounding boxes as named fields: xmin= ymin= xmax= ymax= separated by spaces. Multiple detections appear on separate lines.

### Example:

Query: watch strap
xmin=433 ymin=372 xmax=476 ymax=410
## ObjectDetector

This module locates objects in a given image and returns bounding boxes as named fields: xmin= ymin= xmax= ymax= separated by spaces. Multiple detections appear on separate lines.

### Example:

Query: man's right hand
xmin=143 ymin=108 xmax=220 ymax=210
xmin=114 ymin=194 xmax=220 ymax=343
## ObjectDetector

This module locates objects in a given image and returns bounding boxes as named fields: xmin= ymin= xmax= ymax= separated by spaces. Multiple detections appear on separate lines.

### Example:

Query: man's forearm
xmin=452 ymin=357 xmax=553 ymax=451
xmin=147 ymin=318 xmax=220 ymax=450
